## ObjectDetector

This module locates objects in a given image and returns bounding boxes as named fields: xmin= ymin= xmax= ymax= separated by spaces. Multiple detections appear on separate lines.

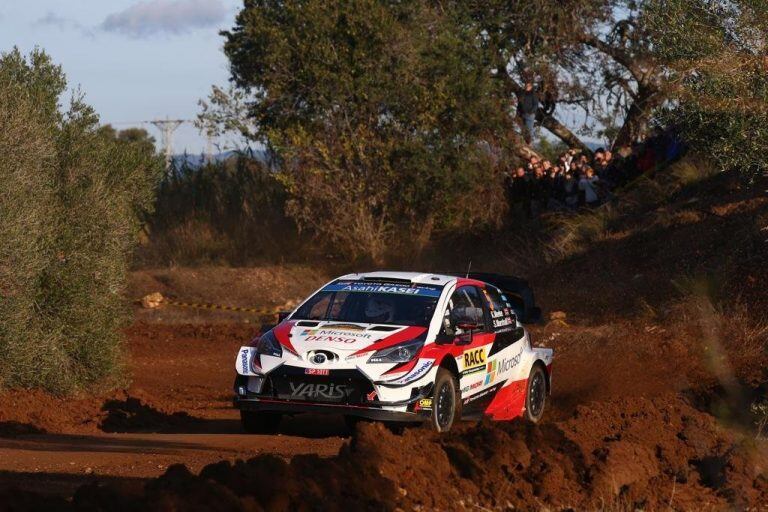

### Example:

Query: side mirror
xmin=457 ymin=321 xmax=481 ymax=332
xmin=454 ymin=321 xmax=480 ymax=346
xmin=277 ymin=311 xmax=291 ymax=322
xmin=451 ymin=306 xmax=484 ymax=345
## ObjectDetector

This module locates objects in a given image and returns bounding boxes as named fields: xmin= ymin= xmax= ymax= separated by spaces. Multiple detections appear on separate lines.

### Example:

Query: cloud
xmin=35 ymin=11 xmax=94 ymax=37
xmin=101 ymin=0 xmax=226 ymax=37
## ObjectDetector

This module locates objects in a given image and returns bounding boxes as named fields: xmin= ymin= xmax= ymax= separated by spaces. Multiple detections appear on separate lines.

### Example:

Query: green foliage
xmin=216 ymin=0 xmax=510 ymax=262
xmin=0 ymin=48 xmax=163 ymax=392
xmin=645 ymin=0 xmax=768 ymax=180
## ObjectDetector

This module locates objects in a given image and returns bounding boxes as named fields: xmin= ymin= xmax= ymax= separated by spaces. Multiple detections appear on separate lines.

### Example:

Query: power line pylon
xmin=205 ymin=132 xmax=215 ymax=165
xmin=150 ymin=118 xmax=185 ymax=169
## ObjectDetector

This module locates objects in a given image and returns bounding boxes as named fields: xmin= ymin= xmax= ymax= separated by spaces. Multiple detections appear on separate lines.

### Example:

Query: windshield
xmin=292 ymin=280 xmax=443 ymax=327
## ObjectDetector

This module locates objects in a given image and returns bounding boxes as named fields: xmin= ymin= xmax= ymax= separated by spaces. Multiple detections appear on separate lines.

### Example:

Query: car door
xmin=481 ymin=285 xmax=527 ymax=386
xmin=441 ymin=286 xmax=496 ymax=400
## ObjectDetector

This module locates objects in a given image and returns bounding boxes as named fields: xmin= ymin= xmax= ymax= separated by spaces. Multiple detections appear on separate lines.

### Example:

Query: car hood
xmin=290 ymin=322 xmax=407 ymax=353
xmin=281 ymin=320 xmax=425 ymax=356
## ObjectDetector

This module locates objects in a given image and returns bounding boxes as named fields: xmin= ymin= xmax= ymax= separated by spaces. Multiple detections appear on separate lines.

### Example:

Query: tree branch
xmin=578 ymin=32 xmax=647 ymax=84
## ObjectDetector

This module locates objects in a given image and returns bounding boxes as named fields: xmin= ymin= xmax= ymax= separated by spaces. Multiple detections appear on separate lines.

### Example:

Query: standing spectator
xmin=593 ymin=149 xmax=609 ymax=177
xmin=531 ymin=165 xmax=548 ymax=214
xmin=547 ymin=164 xmax=564 ymax=209
xmin=518 ymin=82 xmax=539 ymax=144
xmin=563 ymin=172 xmax=579 ymax=210
xmin=510 ymin=167 xmax=532 ymax=218
xmin=579 ymin=167 xmax=601 ymax=207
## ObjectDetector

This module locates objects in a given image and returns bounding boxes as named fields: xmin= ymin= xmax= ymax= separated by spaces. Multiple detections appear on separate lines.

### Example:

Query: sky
xmin=0 ymin=0 xmax=242 ymax=154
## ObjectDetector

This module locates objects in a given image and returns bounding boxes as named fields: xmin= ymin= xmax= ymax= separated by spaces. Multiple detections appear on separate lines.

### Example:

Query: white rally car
xmin=234 ymin=271 xmax=552 ymax=433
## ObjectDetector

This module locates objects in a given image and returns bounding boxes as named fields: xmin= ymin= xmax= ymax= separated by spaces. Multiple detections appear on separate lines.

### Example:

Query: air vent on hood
xmin=368 ymin=325 xmax=399 ymax=332
xmin=296 ymin=321 xmax=320 ymax=327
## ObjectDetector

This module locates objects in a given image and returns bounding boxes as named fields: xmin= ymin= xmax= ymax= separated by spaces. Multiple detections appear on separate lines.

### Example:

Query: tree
xmin=0 ymin=48 xmax=163 ymax=391
xmin=644 ymin=0 xmax=768 ymax=180
xmin=457 ymin=0 xmax=671 ymax=152
xmin=213 ymin=0 xmax=511 ymax=262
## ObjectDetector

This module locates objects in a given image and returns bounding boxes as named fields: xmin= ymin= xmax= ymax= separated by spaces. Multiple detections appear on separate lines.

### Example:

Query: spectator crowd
xmin=508 ymin=80 xmax=685 ymax=217
xmin=505 ymin=148 xmax=616 ymax=217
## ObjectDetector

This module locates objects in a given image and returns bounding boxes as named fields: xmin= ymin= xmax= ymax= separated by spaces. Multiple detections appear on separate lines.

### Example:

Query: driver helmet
xmin=364 ymin=297 xmax=394 ymax=323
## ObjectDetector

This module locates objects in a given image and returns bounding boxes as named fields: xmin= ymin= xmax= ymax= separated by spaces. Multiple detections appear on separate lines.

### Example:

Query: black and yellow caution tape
xmin=137 ymin=292 xmax=289 ymax=317
xmin=163 ymin=299 xmax=281 ymax=315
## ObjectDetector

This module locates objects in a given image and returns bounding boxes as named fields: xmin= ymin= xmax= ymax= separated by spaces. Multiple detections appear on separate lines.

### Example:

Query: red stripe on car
xmin=273 ymin=320 xmax=299 ymax=355
xmin=352 ymin=326 xmax=427 ymax=356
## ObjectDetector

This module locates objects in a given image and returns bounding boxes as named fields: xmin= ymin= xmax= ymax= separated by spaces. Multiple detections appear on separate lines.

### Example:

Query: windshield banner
xmin=324 ymin=281 xmax=443 ymax=297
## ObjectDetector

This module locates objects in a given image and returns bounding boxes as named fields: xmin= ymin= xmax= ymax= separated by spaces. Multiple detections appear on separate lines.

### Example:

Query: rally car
xmin=234 ymin=271 xmax=553 ymax=433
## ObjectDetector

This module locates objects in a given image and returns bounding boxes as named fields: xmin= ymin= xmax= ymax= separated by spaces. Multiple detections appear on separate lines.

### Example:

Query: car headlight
xmin=255 ymin=330 xmax=282 ymax=358
xmin=367 ymin=339 xmax=423 ymax=364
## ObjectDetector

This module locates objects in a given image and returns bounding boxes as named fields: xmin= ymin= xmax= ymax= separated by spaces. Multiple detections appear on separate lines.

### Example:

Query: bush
xmin=140 ymin=155 xmax=298 ymax=266
xmin=0 ymin=49 xmax=162 ymax=392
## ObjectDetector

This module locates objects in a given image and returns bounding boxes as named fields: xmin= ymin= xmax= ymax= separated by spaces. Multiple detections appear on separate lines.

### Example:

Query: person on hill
xmin=579 ymin=167 xmax=601 ymax=207
xmin=563 ymin=172 xmax=579 ymax=210
xmin=510 ymin=166 xmax=532 ymax=218
xmin=518 ymin=82 xmax=539 ymax=144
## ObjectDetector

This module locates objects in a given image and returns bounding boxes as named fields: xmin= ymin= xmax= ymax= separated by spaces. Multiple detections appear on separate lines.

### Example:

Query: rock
xmin=141 ymin=292 xmax=164 ymax=309
xmin=549 ymin=311 xmax=567 ymax=321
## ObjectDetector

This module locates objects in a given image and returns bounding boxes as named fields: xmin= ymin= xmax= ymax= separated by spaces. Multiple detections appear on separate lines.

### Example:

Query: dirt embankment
xmin=2 ymin=396 xmax=766 ymax=511
xmin=0 ymin=173 xmax=766 ymax=510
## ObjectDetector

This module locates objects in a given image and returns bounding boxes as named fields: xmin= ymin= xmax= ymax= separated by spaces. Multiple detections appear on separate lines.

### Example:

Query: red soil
xmin=0 ymin=173 xmax=766 ymax=510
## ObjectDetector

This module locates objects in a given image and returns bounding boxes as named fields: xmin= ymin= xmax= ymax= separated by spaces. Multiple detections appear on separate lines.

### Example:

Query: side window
xmin=482 ymin=286 xmax=517 ymax=330
xmin=442 ymin=286 xmax=488 ymax=336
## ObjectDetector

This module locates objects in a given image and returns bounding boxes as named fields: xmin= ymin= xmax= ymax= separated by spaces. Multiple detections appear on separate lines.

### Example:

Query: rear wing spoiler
xmin=448 ymin=272 xmax=542 ymax=324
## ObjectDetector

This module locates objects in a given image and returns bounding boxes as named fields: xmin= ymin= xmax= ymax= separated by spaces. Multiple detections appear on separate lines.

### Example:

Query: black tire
xmin=240 ymin=410 xmax=282 ymax=434
xmin=524 ymin=365 xmax=547 ymax=423
xmin=430 ymin=368 xmax=460 ymax=432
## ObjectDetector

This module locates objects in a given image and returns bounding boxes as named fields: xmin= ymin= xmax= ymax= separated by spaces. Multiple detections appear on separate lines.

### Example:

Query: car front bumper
xmin=234 ymin=396 xmax=429 ymax=422
xmin=233 ymin=374 xmax=433 ymax=422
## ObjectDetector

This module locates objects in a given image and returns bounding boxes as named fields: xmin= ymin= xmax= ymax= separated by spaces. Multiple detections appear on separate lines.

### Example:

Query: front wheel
xmin=524 ymin=365 xmax=547 ymax=423
xmin=430 ymin=368 xmax=459 ymax=432
xmin=240 ymin=410 xmax=281 ymax=434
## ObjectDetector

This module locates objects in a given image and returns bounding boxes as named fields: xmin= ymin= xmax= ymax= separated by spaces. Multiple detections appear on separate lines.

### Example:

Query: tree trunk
xmin=539 ymin=113 xmax=593 ymax=156
xmin=612 ymin=85 xmax=662 ymax=150
xmin=508 ymin=128 xmax=541 ymax=161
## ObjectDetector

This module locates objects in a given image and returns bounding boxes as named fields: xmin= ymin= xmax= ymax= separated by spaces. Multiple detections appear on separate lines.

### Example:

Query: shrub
xmin=140 ymin=155 xmax=298 ymax=266
xmin=0 ymin=48 xmax=162 ymax=392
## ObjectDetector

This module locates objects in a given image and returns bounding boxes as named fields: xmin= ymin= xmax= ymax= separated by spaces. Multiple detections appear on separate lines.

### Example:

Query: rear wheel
xmin=524 ymin=365 xmax=547 ymax=423
xmin=430 ymin=368 xmax=459 ymax=432
xmin=240 ymin=410 xmax=282 ymax=434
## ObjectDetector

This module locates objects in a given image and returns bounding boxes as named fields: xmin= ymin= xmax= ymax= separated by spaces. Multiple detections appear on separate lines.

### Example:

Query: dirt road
xmin=0 ymin=430 xmax=342 ymax=497
xmin=0 ymin=321 xmax=347 ymax=496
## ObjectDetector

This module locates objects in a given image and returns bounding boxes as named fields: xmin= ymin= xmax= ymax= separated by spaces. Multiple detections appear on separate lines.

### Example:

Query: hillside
xmin=0 ymin=164 xmax=765 ymax=510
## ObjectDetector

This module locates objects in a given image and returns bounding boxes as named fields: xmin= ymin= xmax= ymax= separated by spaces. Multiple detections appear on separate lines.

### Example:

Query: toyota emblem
xmin=311 ymin=353 xmax=327 ymax=365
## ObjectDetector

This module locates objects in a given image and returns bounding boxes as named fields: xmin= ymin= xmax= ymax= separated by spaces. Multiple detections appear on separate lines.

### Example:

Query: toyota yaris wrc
xmin=234 ymin=271 xmax=553 ymax=433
